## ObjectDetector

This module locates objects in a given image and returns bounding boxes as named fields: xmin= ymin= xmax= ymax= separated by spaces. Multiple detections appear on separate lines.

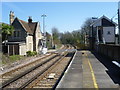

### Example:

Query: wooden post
xmin=97 ymin=27 xmax=99 ymax=43
xmin=13 ymin=45 xmax=15 ymax=55
xmin=8 ymin=45 xmax=9 ymax=55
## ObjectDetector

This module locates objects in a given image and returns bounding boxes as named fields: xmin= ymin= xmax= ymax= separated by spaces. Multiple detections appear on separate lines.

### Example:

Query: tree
xmin=80 ymin=17 xmax=95 ymax=49
xmin=60 ymin=30 xmax=82 ymax=46
xmin=2 ymin=23 xmax=14 ymax=42
xmin=63 ymin=31 xmax=73 ymax=44
xmin=81 ymin=18 xmax=93 ymax=35
xmin=51 ymin=27 xmax=61 ymax=45
xmin=72 ymin=30 xmax=81 ymax=44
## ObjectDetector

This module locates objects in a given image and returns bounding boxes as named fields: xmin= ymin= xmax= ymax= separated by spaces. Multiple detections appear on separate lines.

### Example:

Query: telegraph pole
xmin=118 ymin=8 xmax=120 ymax=45
xmin=118 ymin=1 xmax=120 ymax=44
xmin=41 ymin=14 xmax=47 ymax=48
xmin=118 ymin=9 xmax=120 ymax=44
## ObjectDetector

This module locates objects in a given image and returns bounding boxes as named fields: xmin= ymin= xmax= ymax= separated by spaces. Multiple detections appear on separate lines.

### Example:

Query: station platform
xmin=56 ymin=50 xmax=119 ymax=88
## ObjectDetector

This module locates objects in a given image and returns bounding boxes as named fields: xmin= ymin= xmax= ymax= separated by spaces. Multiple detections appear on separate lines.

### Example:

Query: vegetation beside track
xmin=2 ymin=54 xmax=25 ymax=65
xmin=1 ymin=44 xmax=63 ymax=65
xmin=1 ymin=53 xmax=38 ymax=65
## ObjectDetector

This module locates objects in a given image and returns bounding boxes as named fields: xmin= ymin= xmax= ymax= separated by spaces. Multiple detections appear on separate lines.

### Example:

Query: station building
xmin=90 ymin=15 xmax=117 ymax=50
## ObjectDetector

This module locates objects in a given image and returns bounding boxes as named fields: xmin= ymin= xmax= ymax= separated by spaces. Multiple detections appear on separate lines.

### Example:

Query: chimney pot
xmin=28 ymin=16 xmax=32 ymax=23
xmin=9 ymin=11 xmax=15 ymax=24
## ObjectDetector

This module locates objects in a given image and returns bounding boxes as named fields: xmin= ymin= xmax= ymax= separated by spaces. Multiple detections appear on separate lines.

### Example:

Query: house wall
xmin=35 ymin=22 xmax=43 ymax=53
xmin=92 ymin=18 xmax=116 ymax=44
xmin=26 ymin=35 xmax=33 ymax=52
xmin=8 ymin=18 xmax=27 ymax=42
xmin=19 ymin=43 xmax=26 ymax=55
xmin=8 ymin=18 xmax=43 ymax=55
xmin=103 ymin=27 xmax=115 ymax=43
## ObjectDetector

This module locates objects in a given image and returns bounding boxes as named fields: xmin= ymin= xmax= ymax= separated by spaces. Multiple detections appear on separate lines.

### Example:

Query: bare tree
xmin=51 ymin=27 xmax=61 ymax=47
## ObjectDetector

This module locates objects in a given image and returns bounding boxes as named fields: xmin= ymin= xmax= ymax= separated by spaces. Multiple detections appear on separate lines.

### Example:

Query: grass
xmin=9 ymin=55 xmax=24 ymax=61
xmin=2 ymin=54 xmax=24 ymax=65
xmin=56 ymin=44 xmax=62 ymax=49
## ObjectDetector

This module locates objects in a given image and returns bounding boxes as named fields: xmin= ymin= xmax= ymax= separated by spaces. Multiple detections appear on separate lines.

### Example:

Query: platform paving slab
xmin=56 ymin=50 xmax=119 ymax=89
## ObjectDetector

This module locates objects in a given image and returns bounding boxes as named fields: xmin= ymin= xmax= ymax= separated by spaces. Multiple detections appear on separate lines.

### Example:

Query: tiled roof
xmin=28 ymin=22 xmax=37 ymax=34
xmin=16 ymin=18 xmax=38 ymax=35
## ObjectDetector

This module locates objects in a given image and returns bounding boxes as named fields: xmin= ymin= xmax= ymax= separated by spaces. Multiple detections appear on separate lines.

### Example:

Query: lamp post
xmin=41 ymin=14 xmax=47 ymax=48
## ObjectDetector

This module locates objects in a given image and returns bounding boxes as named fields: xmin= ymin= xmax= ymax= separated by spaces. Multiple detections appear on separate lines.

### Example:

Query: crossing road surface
xmin=56 ymin=50 xmax=120 ymax=88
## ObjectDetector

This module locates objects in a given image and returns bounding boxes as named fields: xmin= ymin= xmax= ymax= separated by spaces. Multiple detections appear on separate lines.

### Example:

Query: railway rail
xmin=1 ymin=45 xmax=67 ymax=84
xmin=1 ymin=53 xmax=57 ymax=84
xmin=26 ymin=52 xmax=75 ymax=89
xmin=1 ymin=45 xmax=75 ymax=89
xmin=2 ymin=53 xmax=59 ymax=88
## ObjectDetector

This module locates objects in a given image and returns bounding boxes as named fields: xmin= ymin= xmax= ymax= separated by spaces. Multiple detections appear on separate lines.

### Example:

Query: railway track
xmin=1 ymin=45 xmax=67 ymax=84
xmin=26 ymin=52 xmax=75 ymax=89
xmin=1 ymin=46 xmax=74 ymax=89
xmin=1 ymin=53 xmax=57 ymax=84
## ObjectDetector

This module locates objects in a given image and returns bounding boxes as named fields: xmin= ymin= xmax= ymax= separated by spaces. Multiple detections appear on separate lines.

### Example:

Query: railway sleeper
xmin=39 ymin=81 xmax=56 ymax=84
xmin=37 ymin=83 xmax=55 ymax=86
xmin=33 ymin=86 xmax=52 ymax=88
xmin=36 ymin=84 xmax=53 ymax=87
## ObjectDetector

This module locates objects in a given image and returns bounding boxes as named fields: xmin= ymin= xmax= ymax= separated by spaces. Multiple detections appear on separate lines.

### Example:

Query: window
xmin=17 ymin=31 xmax=20 ymax=37
xmin=14 ymin=31 xmax=20 ymax=37
xmin=14 ymin=31 xmax=16 ymax=37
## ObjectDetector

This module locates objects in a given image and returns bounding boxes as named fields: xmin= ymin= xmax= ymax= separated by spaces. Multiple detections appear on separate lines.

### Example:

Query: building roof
xmin=13 ymin=17 xmax=38 ymax=35
xmin=28 ymin=22 xmax=37 ymax=34
xmin=46 ymin=32 xmax=51 ymax=37
xmin=90 ymin=15 xmax=117 ymax=26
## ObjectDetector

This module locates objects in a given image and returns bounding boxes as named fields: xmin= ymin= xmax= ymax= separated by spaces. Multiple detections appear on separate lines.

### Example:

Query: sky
xmin=2 ymin=2 xmax=119 ymax=33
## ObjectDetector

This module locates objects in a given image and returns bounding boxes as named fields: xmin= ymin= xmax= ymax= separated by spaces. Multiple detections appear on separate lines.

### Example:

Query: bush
xmin=33 ymin=51 xmax=37 ymax=55
xmin=26 ymin=51 xmax=37 ymax=56
xmin=26 ymin=51 xmax=32 ymax=56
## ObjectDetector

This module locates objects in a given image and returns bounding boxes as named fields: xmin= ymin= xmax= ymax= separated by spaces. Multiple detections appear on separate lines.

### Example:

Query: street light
xmin=41 ymin=14 xmax=47 ymax=54
xmin=41 ymin=14 xmax=47 ymax=48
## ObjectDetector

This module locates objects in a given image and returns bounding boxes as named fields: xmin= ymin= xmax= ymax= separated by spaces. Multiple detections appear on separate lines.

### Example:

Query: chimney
xmin=28 ymin=16 xmax=32 ymax=23
xmin=9 ymin=11 xmax=15 ymax=24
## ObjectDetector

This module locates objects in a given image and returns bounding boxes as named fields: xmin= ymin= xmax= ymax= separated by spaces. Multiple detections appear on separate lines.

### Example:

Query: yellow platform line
xmin=85 ymin=52 xmax=99 ymax=89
